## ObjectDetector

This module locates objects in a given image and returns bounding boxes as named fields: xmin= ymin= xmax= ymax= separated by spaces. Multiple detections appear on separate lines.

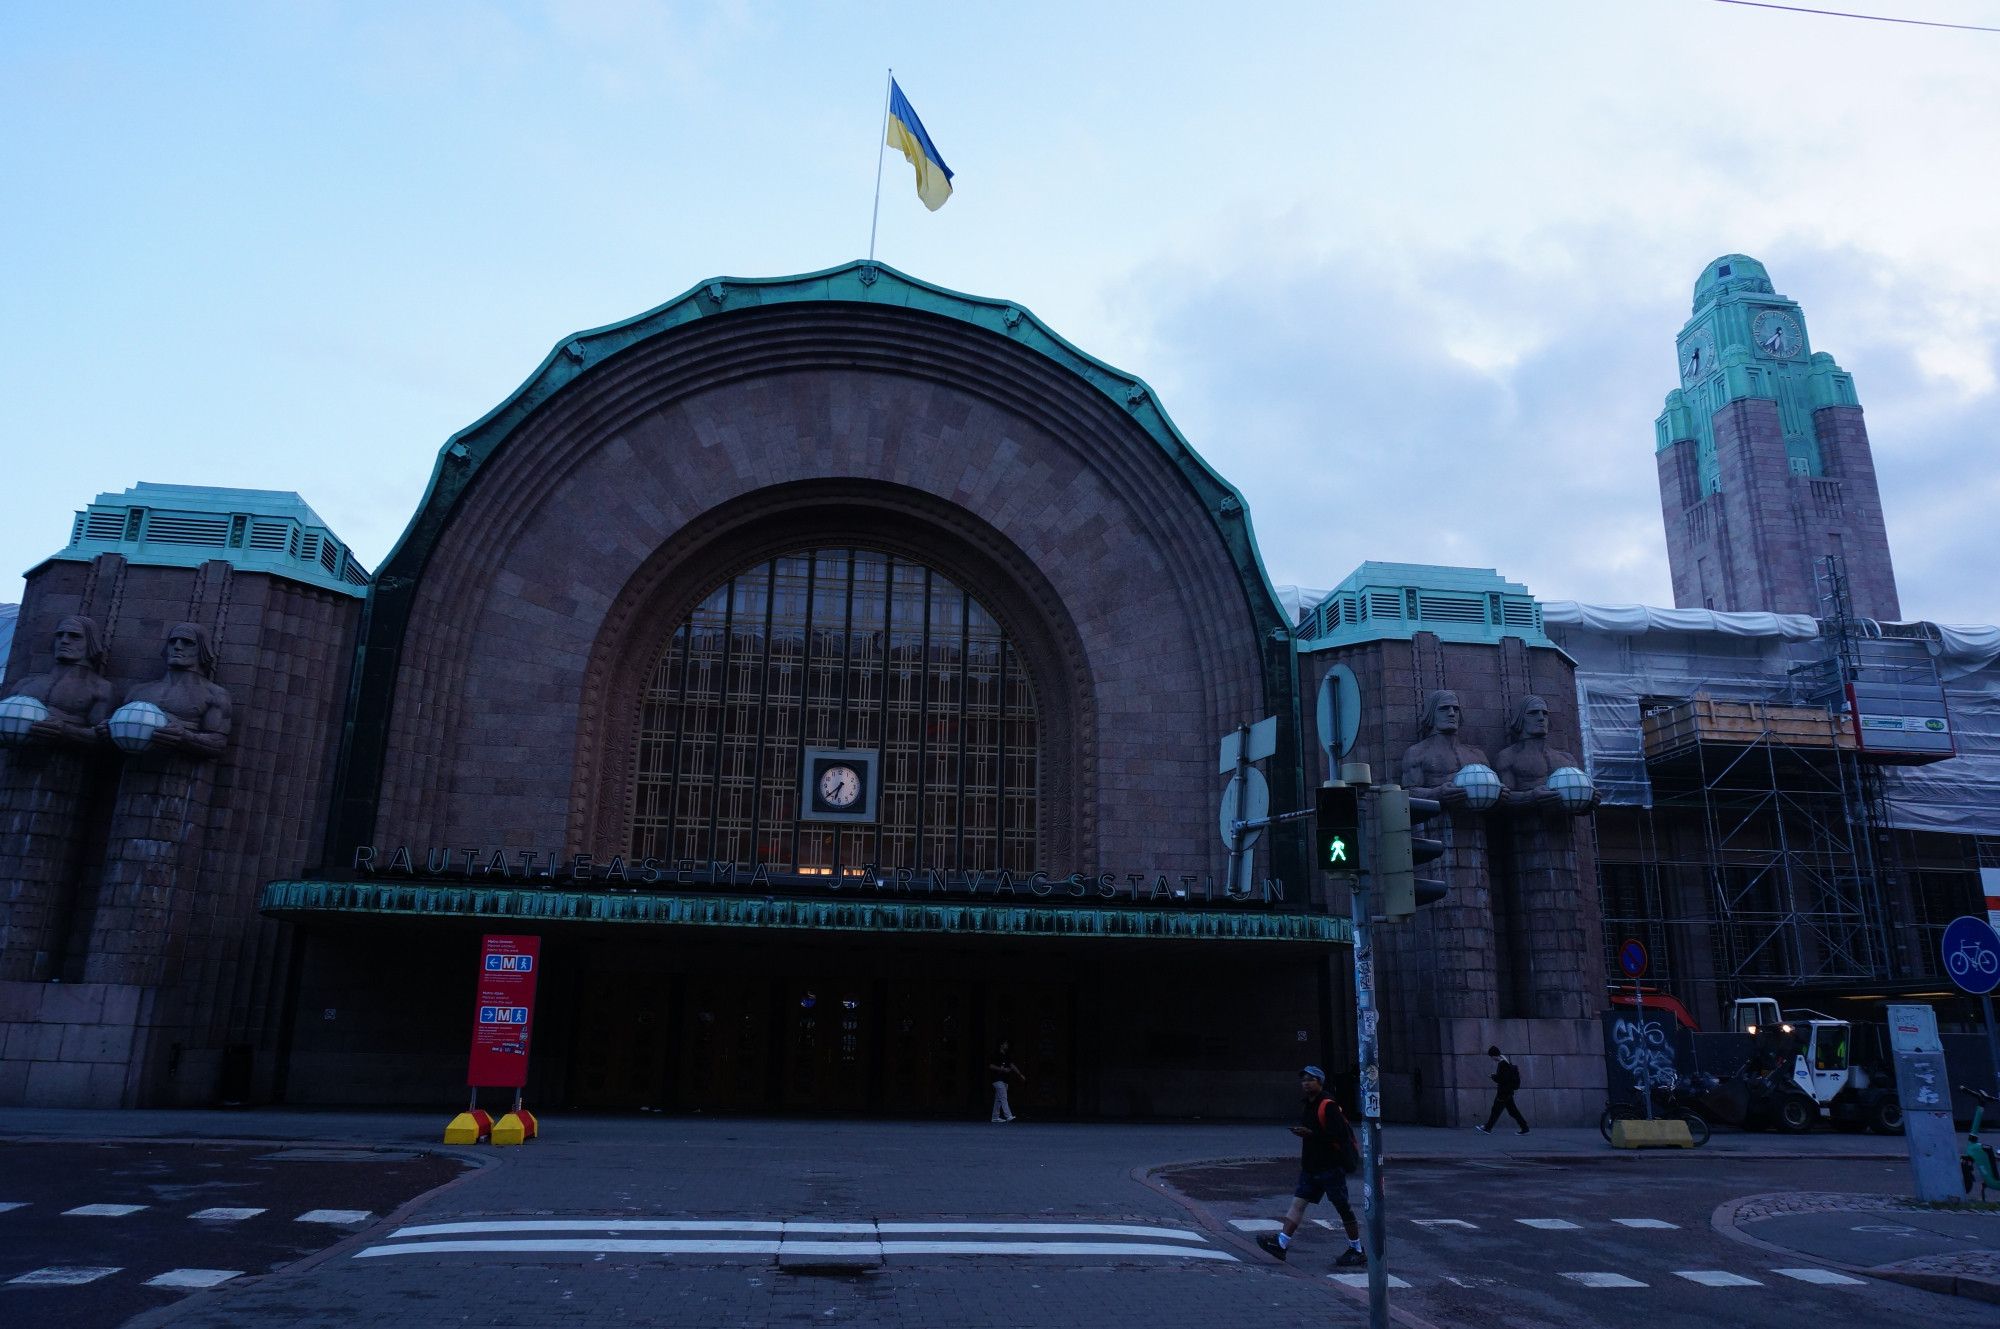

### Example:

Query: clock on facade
xmin=1751 ymin=309 xmax=1802 ymax=360
xmin=800 ymin=747 xmax=880 ymax=822
xmin=1679 ymin=327 xmax=1716 ymax=386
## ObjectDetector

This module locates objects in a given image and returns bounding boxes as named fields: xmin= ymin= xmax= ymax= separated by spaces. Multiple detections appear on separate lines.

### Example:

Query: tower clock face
xmin=1679 ymin=327 xmax=1716 ymax=385
xmin=1752 ymin=309 xmax=1802 ymax=360
xmin=817 ymin=765 xmax=861 ymax=808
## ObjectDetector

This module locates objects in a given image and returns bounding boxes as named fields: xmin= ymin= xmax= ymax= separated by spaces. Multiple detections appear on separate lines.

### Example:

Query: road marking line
xmin=360 ymin=1239 xmax=782 ymax=1258
xmin=1560 ymin=1272 xmax=1648 ymax=1288
xmin=0 ymin=1202 xmax=27 ymax=1214
xmin=63 ymin=1203 xmax=147 ymax=1217
xmin=8 ymin=1266 xmax=123 ymax=1285
xmin=1331 ymin=1273 xmax=1410 ymax=1289
xmin=1675 ymin=1270 xmax=1761 ymax=1287
xmin=1412 ymin=1218 xmax=1479 ymax=1230
xmin=1517 ymin=1218 xmax=1582 ymax=1230
xmin=357 ymin=1237 xmax=1231 ymax=1262
xmin=387 ymin=1219 xmax=1205 ymax=1241
xmin=296 ymin=1209 xmax=372 ymax=1224
xmin=190 ymin=1207 xmax=267 ymax=1222
xmin=1228 ymin=1219 xmax=1283 ymax=1233
xmin=395 ymin=1220 xmax=785 ymax=1237
xmin=875 ymin=1222 xmax=1205 ymax=1241
xmin=778 ymin=1240 xmax=881 ymax=1256
xmin=876 ymin=1241 xmax=1234 ymax=1260
xmin=145 ymin=1269 xmax=243 ymax=1289
xmin=1613 ymin=1218 xmax=1678 ymax=1229
xmin=1772 ymin=1267 xmax=1865 ymax=1285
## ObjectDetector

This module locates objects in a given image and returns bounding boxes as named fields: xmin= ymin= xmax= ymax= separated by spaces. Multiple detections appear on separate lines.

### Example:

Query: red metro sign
xmin=467 ymin=933 xmax=540 ymax=1088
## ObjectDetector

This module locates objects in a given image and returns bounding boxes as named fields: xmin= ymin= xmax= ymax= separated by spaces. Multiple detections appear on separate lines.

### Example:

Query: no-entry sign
xmin=467 ymin=934 xmax=540 ymax=1087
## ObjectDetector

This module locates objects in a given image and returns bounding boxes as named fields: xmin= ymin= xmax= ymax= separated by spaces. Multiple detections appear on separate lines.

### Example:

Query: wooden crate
xmin=1641 ymin=696 xmax=1853 ymax=759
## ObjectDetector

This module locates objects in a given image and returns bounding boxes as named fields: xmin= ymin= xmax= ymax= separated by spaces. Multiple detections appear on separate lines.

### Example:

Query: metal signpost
xmin=1618 ymin=939 xmax=1651 ymax=1118
xmin=1885 ymin=1001 xmax=1960 ymax=1202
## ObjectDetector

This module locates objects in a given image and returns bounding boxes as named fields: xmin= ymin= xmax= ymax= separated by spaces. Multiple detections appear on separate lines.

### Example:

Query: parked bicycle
xmin=1600 ymin=1071 xmax=1715 ymax=1146
xmin=1960 ymin=1085 xmax=2000 ymax=1200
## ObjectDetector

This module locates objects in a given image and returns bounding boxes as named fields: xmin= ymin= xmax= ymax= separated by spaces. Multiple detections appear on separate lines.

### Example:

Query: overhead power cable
xmin=1709 ymin=0 xmax=2000 ymax=32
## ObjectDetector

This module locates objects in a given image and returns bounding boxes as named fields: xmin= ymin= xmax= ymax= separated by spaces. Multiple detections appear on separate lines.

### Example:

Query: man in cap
xmin=1256 ymin=1065 xmax=1365 ymax=1267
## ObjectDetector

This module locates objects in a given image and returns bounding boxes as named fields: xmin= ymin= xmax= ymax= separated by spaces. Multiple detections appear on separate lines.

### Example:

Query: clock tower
xmin=1654 ymin=255 xmax=1900 ymax=619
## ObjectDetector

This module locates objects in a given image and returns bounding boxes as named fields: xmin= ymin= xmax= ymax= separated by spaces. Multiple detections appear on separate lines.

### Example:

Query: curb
xmin=1711 ymin=1191 xmax=2000 ymax=1307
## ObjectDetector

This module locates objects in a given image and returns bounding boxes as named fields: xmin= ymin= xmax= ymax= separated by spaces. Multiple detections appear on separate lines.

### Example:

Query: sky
xmin=3 ymin=1 xmax=1997 ymax=626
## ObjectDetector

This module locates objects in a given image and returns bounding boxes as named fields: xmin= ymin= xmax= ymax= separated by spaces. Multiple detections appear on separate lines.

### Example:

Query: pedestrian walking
xmin=1475 ymin=1044 xmax=1530 ymax=1134
xmin=1256 ymin=1065 xmax=1365 ymax=1268
xmin=988 ymin=1041 xmax=1024 ymax=1122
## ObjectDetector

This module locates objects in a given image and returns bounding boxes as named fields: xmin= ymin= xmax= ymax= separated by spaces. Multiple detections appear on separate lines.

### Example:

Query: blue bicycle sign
xmin=1942 ymin=916 xmax=2000 ymax=996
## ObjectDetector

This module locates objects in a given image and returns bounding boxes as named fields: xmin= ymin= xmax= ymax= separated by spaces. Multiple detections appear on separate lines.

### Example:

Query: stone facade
xmin=0 ymin=552 xmax=361 ymax=1105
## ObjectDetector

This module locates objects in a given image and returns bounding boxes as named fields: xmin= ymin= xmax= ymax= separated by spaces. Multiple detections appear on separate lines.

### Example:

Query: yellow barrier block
xmin=444 ymin=1111 xmax=484 ymax=1145
xmin=491 ymin=1112 xmax=527 ymax=1146
xmin=517 ymin=1108 xmax=539 ymax=1139
xmin=1610 ymin=1118 xmax=1695 ymax=1149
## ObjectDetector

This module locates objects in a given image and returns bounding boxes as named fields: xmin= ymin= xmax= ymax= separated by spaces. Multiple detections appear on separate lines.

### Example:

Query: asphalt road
xmin=0 ymin=1141 xmax=469 ymax=1329
xmin=1165 ymin=1152 xmax=1999 ymax=1329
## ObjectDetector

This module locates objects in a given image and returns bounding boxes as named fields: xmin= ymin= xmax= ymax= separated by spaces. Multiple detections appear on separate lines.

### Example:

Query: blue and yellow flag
xmin=886 ymin=79 xmax=953 ymax=211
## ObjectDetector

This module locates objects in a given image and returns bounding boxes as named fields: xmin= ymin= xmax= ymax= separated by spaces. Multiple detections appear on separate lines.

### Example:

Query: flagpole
xmin=867 ymin=68 xmax=893 ymax=264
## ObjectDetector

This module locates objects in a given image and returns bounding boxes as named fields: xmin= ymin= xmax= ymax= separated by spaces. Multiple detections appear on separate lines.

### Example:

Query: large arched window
xmin=629 ymin=548 xmax=1039 ymax=876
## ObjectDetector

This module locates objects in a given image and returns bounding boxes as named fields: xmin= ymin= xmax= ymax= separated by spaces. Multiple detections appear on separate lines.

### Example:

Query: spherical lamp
xmin=1546 ymin=766 xmax=1595 ymax=813
xmin=107 ymin=701 xmax=170 ymax=753
xmin=0 ymin=694 xmax=49 ymax=745
xmin=1452 ymin=762 xmax=1503 ymax=811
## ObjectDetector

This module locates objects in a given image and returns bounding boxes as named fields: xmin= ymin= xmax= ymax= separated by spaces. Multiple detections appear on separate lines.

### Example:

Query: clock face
xmin=1752 ymin=309 xmax=1802 ymax=360
xmin=1679 ymin=327 xmax=1716 ymax=386
xmin=817 ymin=764 xmax=861 ymax=808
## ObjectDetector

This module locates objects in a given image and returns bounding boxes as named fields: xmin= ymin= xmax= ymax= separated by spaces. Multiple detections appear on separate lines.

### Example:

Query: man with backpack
xmin=1475 ymin=1044 xmax=1530 ymax=1134
xmin=1256 ymin=1065 xmax=1366 ymax=1268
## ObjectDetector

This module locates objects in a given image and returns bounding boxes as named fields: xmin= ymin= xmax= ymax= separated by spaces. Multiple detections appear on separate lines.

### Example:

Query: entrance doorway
xmin=564 ymin=950 xmax=1072 ymax=1117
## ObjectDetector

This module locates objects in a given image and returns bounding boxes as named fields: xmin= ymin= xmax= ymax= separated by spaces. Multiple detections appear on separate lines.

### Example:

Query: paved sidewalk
xmin=1718 ymin=1191 xmax=2000 ymax=1306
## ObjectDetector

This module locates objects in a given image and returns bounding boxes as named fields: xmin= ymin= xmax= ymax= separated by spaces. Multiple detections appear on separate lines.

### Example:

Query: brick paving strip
xmin=1716 ymin=1190 xmax=2000 ymax=1306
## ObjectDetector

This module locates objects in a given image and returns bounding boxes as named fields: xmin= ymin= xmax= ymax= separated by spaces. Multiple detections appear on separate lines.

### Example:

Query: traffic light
xmin=1377 ymin=786 xmax=1449 ymax=920
xmin=1315 ymin=783 xmax=1361 ymax=873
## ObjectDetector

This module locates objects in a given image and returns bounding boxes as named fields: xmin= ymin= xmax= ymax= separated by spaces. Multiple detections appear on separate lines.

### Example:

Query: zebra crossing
xmin=1225 ymin=1215 xmax=1871 ymax=1293
xmin=353 ymin=1217 xmax=1237 ymax=1265
xmin=2 ymin=1200 xmax=378 ymax=1295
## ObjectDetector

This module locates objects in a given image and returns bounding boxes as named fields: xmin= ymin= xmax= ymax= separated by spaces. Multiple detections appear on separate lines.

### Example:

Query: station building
xmin=2 ymin=256 xmax=1989 ymax=1125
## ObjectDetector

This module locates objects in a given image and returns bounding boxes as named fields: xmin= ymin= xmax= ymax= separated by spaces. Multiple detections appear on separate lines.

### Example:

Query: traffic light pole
xmin=1350 ymin=792 xmax=1389 ymax=1329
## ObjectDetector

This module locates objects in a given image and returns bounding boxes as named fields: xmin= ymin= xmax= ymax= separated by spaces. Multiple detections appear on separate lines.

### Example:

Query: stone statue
xmin=4 ymin=615 xmax=116 ymax=745
xmin=115 ymin=621 xmax=233 ymax=758
xmin=1398 ymin=689 xmax=1489 ymax=807
xmin=1494 ymin=694 xmax=1595 ymax=816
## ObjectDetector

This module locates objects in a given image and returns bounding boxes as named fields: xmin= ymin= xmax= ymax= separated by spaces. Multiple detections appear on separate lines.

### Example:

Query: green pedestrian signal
xmin=1315 ymin=784 xmax=1361 ymax=874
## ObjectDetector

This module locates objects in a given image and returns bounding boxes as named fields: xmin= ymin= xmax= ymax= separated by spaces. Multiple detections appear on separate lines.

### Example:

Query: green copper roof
xmin=46 ymin=483 xmax=369 ymax=597
xmin=1298 ymin=562 xmax=1553 ymax=651
xmin=259 ymin=880 xmax=1352 ymax=945
xmin=1692 ymin=254 xmax=1774 ymax=308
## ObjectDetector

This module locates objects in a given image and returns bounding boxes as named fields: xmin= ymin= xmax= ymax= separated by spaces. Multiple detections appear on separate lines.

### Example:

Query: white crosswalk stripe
xmin=1228 ymin=1218 xmax=1282 ymax=1232
xmin=1517 ymin=1218 xmax=1582 ymax=1230
xmin=145 ymin=1269 xmax=243 ymax=1289
xmin=1676 ymin=1270 xmax=1761 ymax=1286
xmin=62 ymin=1203 xmax=146 ymax=1217
xmin=1561 ymin=1271 xmax=1648 ymax=1288
xmin=0 ymin=1202 xmax=28 ymax=1214
xmin=356 ymin=1217 xmax=1232 ymax=1264
xmin=1331 ymin=1272 xmax=1410 ymax=1289
xmin=1773 ymin=1267 xmax=1866 ymax=1285
xmin=1612 ymin=1218 xmax=1678 ymax=1229
xmin=190 ymin=1207 xmax=267 ymax=1222
xmin=296 ymin=1208 xmax=372 ymax=1224
xmin=1411 ymin=1218 xmax=1478 ymax=1229
xmin=8 ymin=1266 xmax=122 ymax=1286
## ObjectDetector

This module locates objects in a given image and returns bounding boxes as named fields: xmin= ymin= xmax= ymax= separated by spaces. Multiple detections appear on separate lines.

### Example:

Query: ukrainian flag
xmin=886 ymin=79 xmax=953 ymax=211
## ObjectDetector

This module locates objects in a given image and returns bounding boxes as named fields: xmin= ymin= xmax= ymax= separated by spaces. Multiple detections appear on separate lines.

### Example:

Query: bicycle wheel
xmin=1678 ymin=1112 xmax=1712 ymax=1146
xmin=1600 ymin=1104 xmax=1636 ymax=1142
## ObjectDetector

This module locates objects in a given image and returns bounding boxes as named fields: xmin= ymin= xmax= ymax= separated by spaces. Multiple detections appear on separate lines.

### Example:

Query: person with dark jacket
xmin=1475 ymin=1045 xmax=1530 ymax=1134
xmin=1256 ymin=1065 xmax=1365 ymax=1267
